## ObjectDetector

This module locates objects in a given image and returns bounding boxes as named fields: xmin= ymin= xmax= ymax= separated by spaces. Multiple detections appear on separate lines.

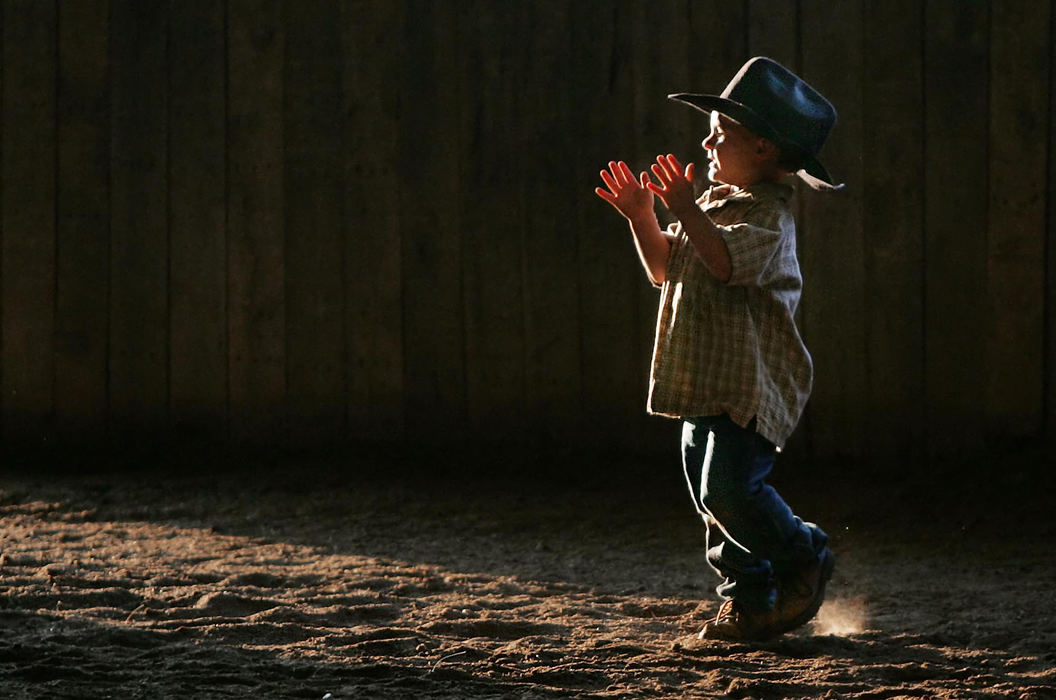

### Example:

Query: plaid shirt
xmin=647 ymin=182 xmax=812 ymax=447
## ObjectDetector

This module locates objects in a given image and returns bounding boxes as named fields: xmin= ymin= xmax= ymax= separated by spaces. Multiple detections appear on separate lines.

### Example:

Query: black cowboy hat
xmin=669 ymin=57 xmax=843 ymax=191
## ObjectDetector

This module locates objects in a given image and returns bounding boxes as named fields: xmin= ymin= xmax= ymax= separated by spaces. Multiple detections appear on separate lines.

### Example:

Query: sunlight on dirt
xmin=2 ymin=464 xmax=1054 ymax=698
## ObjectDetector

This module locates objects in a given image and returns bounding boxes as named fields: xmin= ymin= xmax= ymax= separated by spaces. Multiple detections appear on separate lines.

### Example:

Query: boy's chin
xmin=708 ymin=169 xmax=752 ymax=189
xmin=707 ymin=169 xmax=730 ymax=186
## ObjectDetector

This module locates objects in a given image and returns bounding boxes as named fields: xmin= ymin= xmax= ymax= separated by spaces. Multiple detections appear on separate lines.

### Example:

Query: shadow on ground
xmin=1 ymin=448 xmax=1054 ymax=698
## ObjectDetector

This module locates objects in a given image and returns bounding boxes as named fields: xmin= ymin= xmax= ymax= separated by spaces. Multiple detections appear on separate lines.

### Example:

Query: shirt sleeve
xmin=652 ymin=221 xmax=681 ymax=289
xmin=718 ymin=204 xmax=791 ymax=287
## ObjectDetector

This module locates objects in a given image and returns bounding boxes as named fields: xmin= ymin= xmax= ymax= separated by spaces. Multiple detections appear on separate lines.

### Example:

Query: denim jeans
xmin=681 ymin=414 xmax=826 ymax=612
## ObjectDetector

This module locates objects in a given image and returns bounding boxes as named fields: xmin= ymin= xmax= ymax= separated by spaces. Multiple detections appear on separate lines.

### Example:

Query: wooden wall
xmin=0 ymin=0 xmax=1053 ymax=467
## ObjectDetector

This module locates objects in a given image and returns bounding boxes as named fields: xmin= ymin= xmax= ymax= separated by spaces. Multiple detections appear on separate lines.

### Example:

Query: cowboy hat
xmin=669 ymin=57 xmax=843 ymax=191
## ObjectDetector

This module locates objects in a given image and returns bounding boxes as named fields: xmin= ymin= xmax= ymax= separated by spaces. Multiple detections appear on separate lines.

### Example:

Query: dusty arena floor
xmin=1 ymin=447 xmax=1054 ymax=699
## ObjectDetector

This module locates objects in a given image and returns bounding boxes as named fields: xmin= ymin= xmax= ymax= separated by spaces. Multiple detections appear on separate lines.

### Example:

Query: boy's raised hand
xmin=645 ymin=154 xmax=696 ymax=216
xmin=595 ymin=161 xmax=654 ymax=221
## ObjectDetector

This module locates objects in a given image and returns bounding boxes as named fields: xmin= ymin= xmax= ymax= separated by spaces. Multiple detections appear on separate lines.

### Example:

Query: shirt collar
xmin=703 ymin=181 xmax=794 ymax=210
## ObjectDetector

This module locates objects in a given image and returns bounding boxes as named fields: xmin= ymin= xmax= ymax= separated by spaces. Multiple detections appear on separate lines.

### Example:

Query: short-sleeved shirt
xmin=647 ymin=182 xmax=812 ymax=447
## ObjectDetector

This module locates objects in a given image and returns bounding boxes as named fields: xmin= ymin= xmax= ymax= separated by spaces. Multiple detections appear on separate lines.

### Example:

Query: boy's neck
xmin=753 ymin=167 xmax=793 ymax=187
xmin=725 ymin=171 xmax=791 ymax=191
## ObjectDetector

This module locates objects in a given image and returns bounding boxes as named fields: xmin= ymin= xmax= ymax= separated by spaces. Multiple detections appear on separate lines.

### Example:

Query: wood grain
xmin=799 ymin=0 xmax=866 ymax=463
xmin=923 ymin=1 xmax=989 ymax=455
xmin=56 ymin=0 xmax=109 ymax=447
xmin=1048 ymin=1 xmax=1056 ymax=447
xmin=283 ymin=0 xmax=345 ymax=447
xmin=169 ymin=0 xmax=227 ymax=443
xmin=108 ymin=0 xmax=169 ymax=446
xmin=0 ymin=2 xmax=1051 ymax=463
xmin=459 ymin=0 xmax=527 ymax=444
xmin=520 ymin=0 xmax=583 ymax=447
xmin=862 ymin=0 xmax=925 ymax=467
xmin=986 ymin=0 xmax=1048 ymax=436
xmin=2 ymin=0 xmax=57 ymax=448
xmin=227 ymin=0 xmax=286 ymax=446
xmin=399 ymin=0 xmax=466 ymax=443
xmin=343 ymin=0 xmax=405 ymax=442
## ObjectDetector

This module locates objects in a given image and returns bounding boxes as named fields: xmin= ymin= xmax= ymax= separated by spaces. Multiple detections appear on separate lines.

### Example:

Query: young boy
xmin=594 ymin=57 xmax=841 ymax=641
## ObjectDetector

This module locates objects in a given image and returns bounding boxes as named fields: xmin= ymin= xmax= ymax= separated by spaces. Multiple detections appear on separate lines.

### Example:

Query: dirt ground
xmin=1 ymin=446 xmax=1054 ymax=699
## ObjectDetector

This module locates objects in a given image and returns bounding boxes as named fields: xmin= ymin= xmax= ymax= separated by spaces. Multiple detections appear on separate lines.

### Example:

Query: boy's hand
xmin=645 ymin=154 xmax=697 ymax=217
xmin=595 ymin=160 xmax=654 ymax=222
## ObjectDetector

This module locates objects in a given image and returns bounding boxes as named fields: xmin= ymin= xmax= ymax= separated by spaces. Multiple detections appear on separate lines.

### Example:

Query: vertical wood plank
xmin=1 ymin=3 xmax=4 ymax=443
xmin=343 ymin=0 xmax=404 ymax=442
xmin=986 ymin=0 xmax=1049 ymax=437
xmin=109 ymin=0 xmax=168 ymax=446
xmin=228 ymin=0 xmax=286 ymax=446
xmin=798 ymin=0 xmax=866 ymax=463
xmin=226 ymin=0 xmax=286 ymax=447
xmin=688 ymin=0 xmax=752 ymax=87
xmin=458 ymin=0 xmax=526 ymax=444
xmin=169 ymin=0 xmax=227 ymax=442
xmin=747 ymin=0 xmax=797 ymax=68
xmin=283 ymin=0 xmax=345 ymax=447
xmin=399 ymin=0 xmax=466 ymax=443
xmin=576 ymin=2 xmax=641 ymax=449
xmin=1048 ymin=0 xmax=1056 ymax=447
xmin=520 ymin=0 xmax=583 ymax=447
xmin=1 ymin=0 xmax=57 ymax=449
xmin=862 ymin=0 xmax=925 ymax=466
xmin=56 ymin=0 xmax=109 ymax=448
xmin=923 ymin=1 xmax=989 ymax=455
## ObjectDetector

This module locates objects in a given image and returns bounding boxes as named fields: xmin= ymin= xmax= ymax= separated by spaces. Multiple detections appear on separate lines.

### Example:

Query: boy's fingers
xmin=600 ymin=168 xmax=619 ymax=192
xmin=619 ymin=160 xmax=637 ymax=186
xmin=685 ymin=162 xmax=695 ymax=180
xmin=665 ymin=154 xmax=690 ymax=182
xmin=595 ymin=186 xmax=617 ymax=204
xmin=651 ymin=163 xmax=671 ymax=184
xmin=654 ymin=155 xmax=673 ymax=180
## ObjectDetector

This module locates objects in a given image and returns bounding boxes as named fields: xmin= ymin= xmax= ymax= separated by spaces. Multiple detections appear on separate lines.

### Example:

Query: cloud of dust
xmin=811 ymin=597 xmax=868 ymax=636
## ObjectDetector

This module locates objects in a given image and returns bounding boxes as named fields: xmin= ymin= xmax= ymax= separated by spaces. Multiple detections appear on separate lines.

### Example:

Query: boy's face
xmin=702 ymin=112 xmax=771 ymax=188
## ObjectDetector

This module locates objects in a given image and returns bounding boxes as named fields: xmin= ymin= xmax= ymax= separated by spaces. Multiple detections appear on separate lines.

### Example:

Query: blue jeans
xmin=681 ymin=414 xmax=826 ymax=612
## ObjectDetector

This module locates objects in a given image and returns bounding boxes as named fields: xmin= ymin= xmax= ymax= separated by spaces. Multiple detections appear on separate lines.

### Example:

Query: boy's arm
xmin=646 ymin=155 xmax=732 ymax=283
xmin=626 ymin=212 xmax=671 ymax=287
xmin=670 ymin=202 xmax=732 ymax=284
xmin=596 ymin=160 xmax=672 ymax=286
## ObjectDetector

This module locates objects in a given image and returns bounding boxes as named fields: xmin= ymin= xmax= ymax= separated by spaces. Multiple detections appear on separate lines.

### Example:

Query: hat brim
xmin=797 ymin=158 xmax=844 ymax=192
xmin=668 ymin=93 xmax=844 ymax=192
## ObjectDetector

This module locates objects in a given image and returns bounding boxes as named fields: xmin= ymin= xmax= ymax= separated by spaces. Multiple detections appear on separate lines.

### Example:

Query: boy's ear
xmin=756 ymin=138 xmax=779 ymax=159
